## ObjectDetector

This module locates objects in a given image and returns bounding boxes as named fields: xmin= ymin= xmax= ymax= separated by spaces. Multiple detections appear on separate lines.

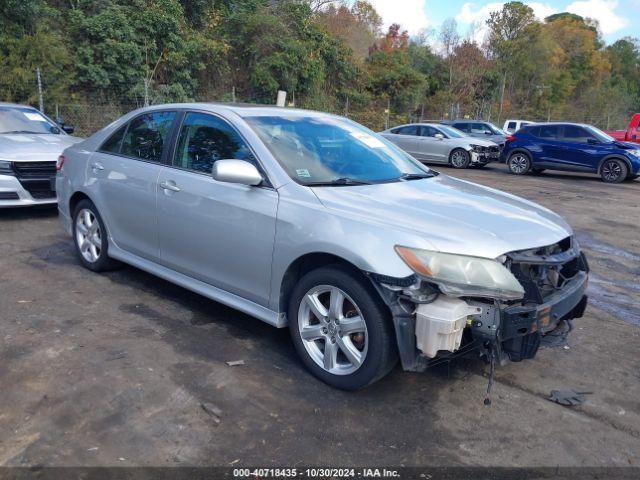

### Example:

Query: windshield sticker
xmin=296 ymin=169 xmax=311 ymax=178
xmin=23 ymin=112 xmax=47 ymax=122
xmin=349 ymin=131 xmax=385 ymax=149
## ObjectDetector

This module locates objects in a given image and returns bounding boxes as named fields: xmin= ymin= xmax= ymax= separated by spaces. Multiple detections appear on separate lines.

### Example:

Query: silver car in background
xmin=380 ymin=123 xmax=500 ymax=168
xmin=56 ymin=103 xmax=589 ymax=390
xmin=0 ymin=103 xmax=81 ymax=207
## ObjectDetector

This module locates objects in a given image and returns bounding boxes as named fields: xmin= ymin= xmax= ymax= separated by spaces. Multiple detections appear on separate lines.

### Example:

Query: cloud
xmin=456 ymin=2 xmax=558 ymax=25
xmin=566 ymin=0 xmax=629 ymax=34
xmin=454 ymin=0 xmax=628 ymax=38
xmin=366 ymin=0 xmax=431 ymax=34
xmin=454 ymin=2 xmax=558 ymax=44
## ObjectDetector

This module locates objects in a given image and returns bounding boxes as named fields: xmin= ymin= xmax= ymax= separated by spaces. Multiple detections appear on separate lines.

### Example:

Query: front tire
xmin=288 ymin=265 xmax=397 ymax=390
xmin=450 ymin=149 xmax=470 ymax=169
xmin=72 ymin=199 xmax=118 ymax=272
xmin=507 ymin=152 xmax=531 ymax=175
xmin=600 ymin=159 xmax=628 ymax=183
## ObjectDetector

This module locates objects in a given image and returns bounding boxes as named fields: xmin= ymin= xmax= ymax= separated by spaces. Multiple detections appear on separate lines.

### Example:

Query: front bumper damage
xmin=369 ymin=238 xmax=589 ymax=372
xmin=469 ymin=145 xmax=501 ymax=165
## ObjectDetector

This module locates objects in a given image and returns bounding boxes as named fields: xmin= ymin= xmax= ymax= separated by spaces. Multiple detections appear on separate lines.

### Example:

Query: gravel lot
xmin=1 ymin=164 xmax=639 ymax=468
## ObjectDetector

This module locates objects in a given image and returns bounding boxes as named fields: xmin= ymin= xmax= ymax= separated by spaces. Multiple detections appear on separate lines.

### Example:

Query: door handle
xmin=91 ymin=162 xmax=104 ymax=171
xmin=160 ymin=181 xmax=181 ymax=192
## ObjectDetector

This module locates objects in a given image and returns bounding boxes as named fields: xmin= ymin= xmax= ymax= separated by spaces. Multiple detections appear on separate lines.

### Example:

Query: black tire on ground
xmin=507 ymin=152 xmax=531 ymax=175
xmin=288 ymin=264 xmax=397 ymax=390
xmin=72 ymin=199 xmax=120 ymax=272
xmin=449 ymin=149 xmax=471 ymax=169
xmin=600 ymin=159 xmax=628 ymax=183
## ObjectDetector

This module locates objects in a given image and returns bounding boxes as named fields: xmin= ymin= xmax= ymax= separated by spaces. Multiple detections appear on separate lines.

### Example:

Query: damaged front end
xmin=369 ymin=236 xmax=589 ymax=372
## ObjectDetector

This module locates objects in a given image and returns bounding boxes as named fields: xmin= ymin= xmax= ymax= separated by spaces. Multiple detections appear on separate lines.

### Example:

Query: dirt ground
xmin=0 ymin=163 xmax=639 ymax=468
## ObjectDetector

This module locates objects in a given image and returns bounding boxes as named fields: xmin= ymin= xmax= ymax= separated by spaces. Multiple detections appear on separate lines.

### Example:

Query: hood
xmin=465 ymin=138 xmax=498 ymax=147
xmin=613 ymin=141 xmax=638 ymax=150
xmin=311 ymin=174 xmax=572 ymax=259
xmin=0 ymin=134 xmax=83 ymax=162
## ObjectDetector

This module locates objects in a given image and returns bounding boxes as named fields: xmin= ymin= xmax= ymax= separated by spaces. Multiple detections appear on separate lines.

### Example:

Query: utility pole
xmin=143 ymin=78 xmax=150 ymax=107
xmin=36 ymin=67 xmax=44 ymax=113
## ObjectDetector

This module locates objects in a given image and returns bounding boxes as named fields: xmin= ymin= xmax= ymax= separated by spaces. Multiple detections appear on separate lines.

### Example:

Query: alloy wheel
xmin=509 ymin=154 xmax=529 ymax=174
xmin=602 ymin=160 xmax=622 ymax=182
xmin=75 ymin=208 xmax=102 ymax=263
xmin=451 ymin=150 xmax=468 ymax=168
xmin=297 ymin=285 xmax=368 ymax=375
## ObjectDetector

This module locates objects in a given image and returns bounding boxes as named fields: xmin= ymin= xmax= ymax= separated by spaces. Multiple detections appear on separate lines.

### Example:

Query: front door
xmin=156 ymin=111 xmax=278 ymax=307
xmin=416 ymin=125 xmax=449 ymax=163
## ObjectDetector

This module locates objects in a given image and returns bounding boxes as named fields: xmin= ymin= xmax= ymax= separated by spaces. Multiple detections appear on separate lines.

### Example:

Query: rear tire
xmin=600 ymin=159 xmax=628 ymax=183
xmin=507 ymin=152 xmax=531 ymax=175
xmin=450 ymin=149 xmax=470 ymax=169
xmin=288 ymin=265 xmax=397 ymax=390
xmin=72 ymin=199 xmax=119 ymax=272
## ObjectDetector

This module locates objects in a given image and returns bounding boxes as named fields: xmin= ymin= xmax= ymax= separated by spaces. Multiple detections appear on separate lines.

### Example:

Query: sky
xmin=361 ymin=0 xmax=640 ymax=45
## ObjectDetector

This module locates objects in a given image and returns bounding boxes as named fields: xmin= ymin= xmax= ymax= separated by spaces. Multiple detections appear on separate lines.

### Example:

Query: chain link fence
xmin=42 ymin=98 xmax=635 ymax=138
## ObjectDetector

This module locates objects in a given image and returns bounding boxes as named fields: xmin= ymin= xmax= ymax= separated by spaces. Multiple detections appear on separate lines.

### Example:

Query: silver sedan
xmin=380 ymin=123 xmax=500 ymax=168
xmin=0 ymin=103 xmax=81 ymax=207
xmin=56 ymin=104 xmax=587 ymax=390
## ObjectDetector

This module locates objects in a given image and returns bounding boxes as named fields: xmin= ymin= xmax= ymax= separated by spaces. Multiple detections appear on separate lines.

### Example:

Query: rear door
xmin=529 ymin=125 xmax=563 ymax=166
xmin=384 ymin=125 xmax=419 ymax=157
xmin=89 ymin=110 xmax=176 ymax=261
xmin=156 ymin=111 xmax=278 ymax=307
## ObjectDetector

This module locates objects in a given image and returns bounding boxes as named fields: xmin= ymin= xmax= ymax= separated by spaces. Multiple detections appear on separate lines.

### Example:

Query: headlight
xmin=469 ymin=144 xmax=483 ymax=152
xmin=395 ymin=246 xmax=524 ymax=300
xmin=629 ymin=149 xmax=640 ymax=157
xmin=0 ymin=160 xmax=14 ymax=175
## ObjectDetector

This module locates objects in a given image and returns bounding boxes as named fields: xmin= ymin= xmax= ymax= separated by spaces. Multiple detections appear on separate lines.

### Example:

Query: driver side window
xmin=173 ymin=112 xmax=256 ymax=174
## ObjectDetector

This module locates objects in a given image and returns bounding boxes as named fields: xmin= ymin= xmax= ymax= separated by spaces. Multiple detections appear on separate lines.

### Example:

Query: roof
xmin=137 ymin=102 xmax=331 ymax=118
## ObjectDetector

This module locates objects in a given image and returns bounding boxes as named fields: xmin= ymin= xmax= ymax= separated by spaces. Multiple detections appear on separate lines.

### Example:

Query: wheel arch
xmin=507 ymin=147 xmax=533 ymax=161
xmin=597 ymin=155 xmax=632 ymax=175
xmin=278 ymin=252 xmax=375 ymax=317
xmin=69 ymin=191 xmax=93 ymax=217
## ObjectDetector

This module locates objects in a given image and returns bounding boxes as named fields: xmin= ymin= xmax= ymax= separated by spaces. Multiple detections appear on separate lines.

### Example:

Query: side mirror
xmin=212 ymin=159 xmax=263 ymax=186
xmin=61 ymin=124 xmax=75 ymax=134
xmin=434 ymin=133 xmax=444 ymax=140
xmin=484 ymin=131 xmax=492 ymax=135
xmin=587 ymin=138 xmax=599 ymax=145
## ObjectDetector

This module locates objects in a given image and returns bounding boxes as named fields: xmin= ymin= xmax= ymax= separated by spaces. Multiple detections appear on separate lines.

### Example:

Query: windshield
xmin=439 ymin=125 xmax=466 ymax=138
xmin=584 ymin=125 xmax=615 ymax=143
xmin=0 ymin=106 xmax=58 ymax=134
xmin=488 ymin=123 xmax=506 ymax=135
xmin=246 ymin=115 xmax=432 ymax=185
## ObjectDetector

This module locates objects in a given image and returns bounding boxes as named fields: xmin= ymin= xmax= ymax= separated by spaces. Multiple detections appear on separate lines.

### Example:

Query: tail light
xmin=56 ymin=155 xmax=65 ymax=171
xmin=505 ymin=135 xmax=516 ymax=143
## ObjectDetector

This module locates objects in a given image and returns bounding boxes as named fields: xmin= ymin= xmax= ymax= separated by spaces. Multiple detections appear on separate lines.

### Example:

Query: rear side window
xmin=534 ymin=125 xmax=560 ymax=139
xmin=121 ymin=111 xmax=176 ymax=162
xmin=393 ymin=125 xmax=419 ymax=136
xmin=99 ymin=124 xmax=127 ymax=154
xmin=173 ymin=112 xmax=257 ymax=174
xmin=507 ymin=122 xmax=517 ymax=131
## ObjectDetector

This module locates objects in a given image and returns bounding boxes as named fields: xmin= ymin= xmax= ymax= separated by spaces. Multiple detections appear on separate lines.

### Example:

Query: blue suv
xmin=501 ymin=123 xmax=640 ymax=183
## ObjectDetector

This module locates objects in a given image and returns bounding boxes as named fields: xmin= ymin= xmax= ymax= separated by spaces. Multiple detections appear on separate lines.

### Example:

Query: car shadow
xmin=0 ymin=204 xmax=58 ymax=221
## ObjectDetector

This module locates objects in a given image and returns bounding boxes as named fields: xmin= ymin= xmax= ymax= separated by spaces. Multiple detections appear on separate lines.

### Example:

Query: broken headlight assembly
xmin=394 ymin=246 xmax=525 ymax=301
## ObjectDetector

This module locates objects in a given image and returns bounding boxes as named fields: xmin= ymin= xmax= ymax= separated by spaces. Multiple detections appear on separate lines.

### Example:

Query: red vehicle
xmin=605 ymin=113 xmax=640 ymax=143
